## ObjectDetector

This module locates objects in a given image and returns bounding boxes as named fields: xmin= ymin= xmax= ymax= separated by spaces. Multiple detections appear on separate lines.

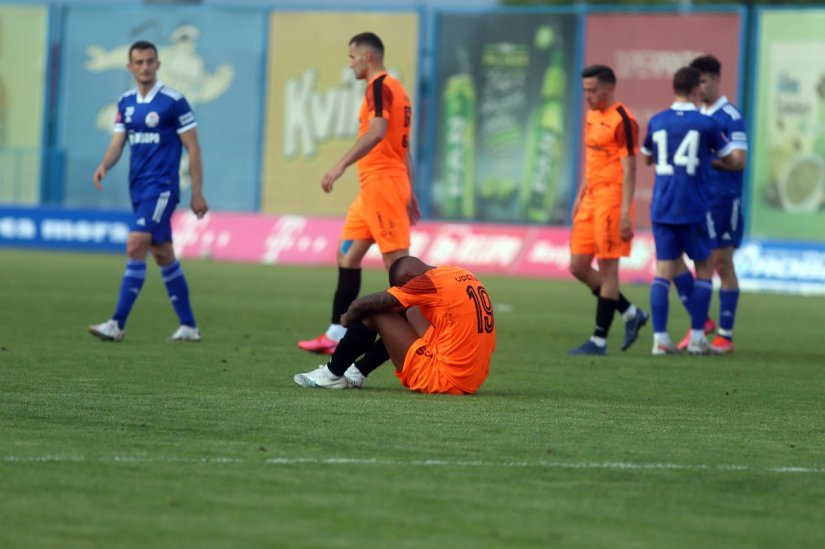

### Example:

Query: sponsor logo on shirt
xmin=129 ymin=132 xmax=160 ymax=145
xmin=145 ymin=112 xmax=160 ymax=128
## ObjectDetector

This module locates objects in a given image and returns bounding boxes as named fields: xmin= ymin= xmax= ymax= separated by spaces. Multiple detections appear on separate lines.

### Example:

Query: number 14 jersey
xmin=642 ymin=102 xmax=736 ymax=224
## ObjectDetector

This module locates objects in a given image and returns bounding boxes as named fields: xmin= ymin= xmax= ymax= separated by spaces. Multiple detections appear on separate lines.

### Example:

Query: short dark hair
xmin=581 ymin=64 xmax=616 ymax=85
xmin=690 ymin=55 xmax=721 ymax=76
xmin=673 ymin=66 xmax=701 ymax=96
xmin=129 ymin=40 xmax=158 ymax=61
xmin=350 ymin=32 xmax=384 ymax=56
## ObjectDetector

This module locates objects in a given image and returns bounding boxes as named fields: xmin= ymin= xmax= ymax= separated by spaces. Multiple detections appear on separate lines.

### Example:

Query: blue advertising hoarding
xmin=57 ymin=6 xmax=266 ymax=212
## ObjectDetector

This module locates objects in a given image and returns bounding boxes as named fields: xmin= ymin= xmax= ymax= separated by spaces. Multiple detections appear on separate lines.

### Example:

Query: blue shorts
xmin=652 ymin=220 xmax=712 ymax=262
xmin=131 ymin=191 xmax=178 ymax=245
xmin=708 ymin=197 xmax=744 ymax=250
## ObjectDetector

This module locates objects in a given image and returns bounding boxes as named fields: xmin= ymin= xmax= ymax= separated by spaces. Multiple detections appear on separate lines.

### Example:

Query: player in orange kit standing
xmin=297 ymin=32 xmax=420 ymax=356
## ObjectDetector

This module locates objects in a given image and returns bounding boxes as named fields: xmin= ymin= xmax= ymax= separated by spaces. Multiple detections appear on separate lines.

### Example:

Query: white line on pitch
xmin=2 ymin=455 xmax=824 ymax=474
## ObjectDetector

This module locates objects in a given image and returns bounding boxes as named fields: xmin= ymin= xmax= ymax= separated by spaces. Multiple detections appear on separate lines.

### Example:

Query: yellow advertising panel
xmin=262 ymin=12 xmax=419 ymax=215
xmin=0 ymin=5 xmax=48 ymax=203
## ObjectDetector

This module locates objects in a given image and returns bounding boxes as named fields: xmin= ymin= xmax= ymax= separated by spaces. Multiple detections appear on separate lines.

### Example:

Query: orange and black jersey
xmin=356 ymin=71 xmax=412 ymax=178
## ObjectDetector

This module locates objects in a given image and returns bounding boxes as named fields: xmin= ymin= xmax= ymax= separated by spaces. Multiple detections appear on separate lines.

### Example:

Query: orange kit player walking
xmin=298 ymin=32 xmax=420 ymax=356
xmin=293 ymin=256 xmax=496 ymax=395
xmin=568 ymin=65 xmax=648 ymax=356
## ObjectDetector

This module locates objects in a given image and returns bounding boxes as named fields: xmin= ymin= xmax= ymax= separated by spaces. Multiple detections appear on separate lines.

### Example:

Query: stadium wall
xmin=1 ymin=3 xmax=824 ymax=294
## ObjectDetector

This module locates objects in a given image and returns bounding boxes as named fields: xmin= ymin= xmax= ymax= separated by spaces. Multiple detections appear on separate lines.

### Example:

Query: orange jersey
xmin=387 ymin=265 xmax=496 ymax=393
xmin=356 ymin=71 xmax=412 ymax=179
xmin=583 ymin=102 xmax=638 ymax=188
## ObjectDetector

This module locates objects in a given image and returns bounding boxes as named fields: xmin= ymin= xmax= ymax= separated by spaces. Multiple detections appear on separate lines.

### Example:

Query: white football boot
xmin=293 ymin=364 xmax=348 ymax=389
xmin=169 ymin=325 xmax=201 ymax=342
xmin=89 ymin=319 xmax=124 ymax=342
xmin=343 ymin=364 xmax=365 ymax=388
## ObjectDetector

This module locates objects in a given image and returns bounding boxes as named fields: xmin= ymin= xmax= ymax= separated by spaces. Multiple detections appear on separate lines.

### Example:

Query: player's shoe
xmin=297 ymin=334 xmax=338 ymax=355
xmin=169 ymin=325 xmax=201 ymax=342
xmin=710 ymin=335 xmax=734 ymax=354
xmin=676 ymin=318 xmax=717 ymax=351
xmin=686 ymin=337 xmax=713 ymax=355
xmin=651 ymin=338 xmax=678 ymax=355
xmin=344 ymin=364 xmax=365 ymax=388
xmin=621 ymin=309 xmax=649 ymax=351
xmin=293 ymin=364 xmax=348 ymax=389
xmin=568 ymin=340 xmax=607 ymax=356
xmin=88 ymin=319 xmax=124 ymax=342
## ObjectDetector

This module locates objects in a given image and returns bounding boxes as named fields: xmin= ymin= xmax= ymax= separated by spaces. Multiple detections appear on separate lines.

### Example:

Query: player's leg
xmin=682 ymin=224 xmax=715 ymax=355
xmin=294 ymin=316 xmax=379 ymax=389
xmin=708 ymin=198 xmax=742 ymax=352
xmin=89 ymin=203 xmax=152 ymax=341
xmin=366 ymin=312 xmax=421 ymax=371
xmin=711 ymin=245 xmax=738 ymax=352
xmin=649 ymin=222 xmax=682 ymax=355
xmin=298 ymin=195 xmax=372 ymax=354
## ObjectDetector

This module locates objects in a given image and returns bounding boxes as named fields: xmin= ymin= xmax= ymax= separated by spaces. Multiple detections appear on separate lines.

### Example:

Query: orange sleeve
xmin=613 ymin=107 xmax=639 ymax=158
xmin=365 ymin=78 xmax=394 ymax=120
xmin=386 ymin=273 xmax=438 ymax=308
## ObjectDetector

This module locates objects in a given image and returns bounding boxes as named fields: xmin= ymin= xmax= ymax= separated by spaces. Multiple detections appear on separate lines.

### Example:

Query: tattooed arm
xmin=341 ymin=290 xmax=404 ymax=326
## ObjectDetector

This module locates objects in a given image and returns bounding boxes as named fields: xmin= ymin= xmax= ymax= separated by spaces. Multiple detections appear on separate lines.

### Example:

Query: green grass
xmin=1 ymin=249 xmax=823 ymax=548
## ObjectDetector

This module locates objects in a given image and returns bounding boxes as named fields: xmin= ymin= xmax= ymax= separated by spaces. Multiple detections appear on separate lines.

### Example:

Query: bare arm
xmin=406 ymin=149 xmax=421 ymax=225
xmin=642 ymin=153 xmax=654 ymax=166
xmin=713 ymin=149 xmax=746 ymax=172
xmin=322 ymin=117 xmax=388 ymax=193
xmin=341 ymin=290 xmax=404 ymax=326
xmin=180 ymin=128 xmax=208 ymax=218
xmin=619 ymin=155 xmax=637 ymax=241
xmin=92 ymin=132 xmax=128 ymax=190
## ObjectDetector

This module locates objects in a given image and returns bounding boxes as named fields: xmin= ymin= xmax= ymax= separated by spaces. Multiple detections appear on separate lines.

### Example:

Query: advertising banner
xmin=585 ymin=12 xmax=742 ymax=229
xmin=0 ymin=5 xmax=48 ymax=204
xmin=0 ymin=205 xmax=131 ymax=252
xmin=57 ymin=6 xmax=265 ymax=212
xmin=750 ymin=10 xmax=825 ymax=241
xmin=262 ymin=12 xmax=419 ymax=216
xmin=431 ymin=12 xmax=579 ymax=224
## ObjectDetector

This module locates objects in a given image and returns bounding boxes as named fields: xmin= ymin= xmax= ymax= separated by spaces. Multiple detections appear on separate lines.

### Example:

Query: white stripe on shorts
xmin=152 ymin=191 xmax=171 ymax=223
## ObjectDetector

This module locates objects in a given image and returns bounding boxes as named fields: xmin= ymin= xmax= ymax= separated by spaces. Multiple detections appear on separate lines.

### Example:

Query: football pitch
xmin=1 ymin=249 xmax=823 ymax=548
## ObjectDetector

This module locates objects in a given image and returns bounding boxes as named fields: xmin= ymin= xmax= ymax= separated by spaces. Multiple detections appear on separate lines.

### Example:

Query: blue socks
xmin=113 ymin=259 xmax=147 ymax=329
xmin=690 ymin=279 xmax=713 ymax=331
xmin=672 ymin=270 xmax=694 ymax=313
xmin=161 ymin=260 xmax=196 ymax=327
xmin=718 ymin=288 xmax=739 ymax=339
xmin=650 ymin=277 xmax=670 ymax=333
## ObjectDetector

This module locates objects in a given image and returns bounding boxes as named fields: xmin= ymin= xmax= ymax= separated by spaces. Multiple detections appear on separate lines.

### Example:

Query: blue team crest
xmin=145 ymin=111 xmax=160 ymax=128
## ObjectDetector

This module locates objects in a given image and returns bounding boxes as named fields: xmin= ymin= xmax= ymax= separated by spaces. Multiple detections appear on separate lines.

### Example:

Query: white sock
xmin=690 ymin=329 xmax=705 ymax=342
xmin=654 ymin=332 xmax=671 ymax=345
xmin=589 ymin=336 xmax=607 ymax=347
xmin=622 ymin=305 xmax=638 ymax=322
xmin=326 ymin=324 xmax=347 ymax=342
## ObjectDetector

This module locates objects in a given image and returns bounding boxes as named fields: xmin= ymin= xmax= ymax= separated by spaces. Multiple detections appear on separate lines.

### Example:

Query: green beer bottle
xmin=441 ymin=50 xmax=476 ymax=220
xmin=521 ymin=46 xmax=565 ymax=224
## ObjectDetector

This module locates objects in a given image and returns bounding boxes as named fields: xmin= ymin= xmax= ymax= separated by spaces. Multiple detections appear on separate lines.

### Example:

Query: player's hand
xmin=340 ymin=313 xmax=349 ymax=328
xmin=619 ymin=212 xmax=633 ymax=242
xmin=407 ymin=194 xmax=421 ymax=225
xmin=191 ymin=193 xmax=208 ymax=219
xmin=92 ymin=166 xmax=106 ymax=191
xmin=321 ymin=165 xmax=345 ymax=193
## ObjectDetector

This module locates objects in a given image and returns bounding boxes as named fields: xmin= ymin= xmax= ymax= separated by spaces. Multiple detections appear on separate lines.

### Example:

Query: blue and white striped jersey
xmin=113 ymin=80 xmax=196 ymax=202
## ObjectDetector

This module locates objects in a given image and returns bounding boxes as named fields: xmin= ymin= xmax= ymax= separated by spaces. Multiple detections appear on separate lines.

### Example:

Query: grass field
xmin=1 ymin=248 xmax=823 ymax=548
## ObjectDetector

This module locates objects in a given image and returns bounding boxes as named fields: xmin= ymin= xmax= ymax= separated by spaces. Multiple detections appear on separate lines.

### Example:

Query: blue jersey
xmin=113 ymin=80 xmax=196 ymax=202
xmin=701 ymin=96 xmax=747 ymax=203
xmin=642 ymin=102 xmax=735 ymax=224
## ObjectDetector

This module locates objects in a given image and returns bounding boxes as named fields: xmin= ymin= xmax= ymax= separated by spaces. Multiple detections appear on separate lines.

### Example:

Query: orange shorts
xmin=340 ymin=173 xmax=411 ymax=254
xmin=394 ymin=338 xmax=469 ymax=395
xmin=570 ymin=184 xmax=633 ymax=259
